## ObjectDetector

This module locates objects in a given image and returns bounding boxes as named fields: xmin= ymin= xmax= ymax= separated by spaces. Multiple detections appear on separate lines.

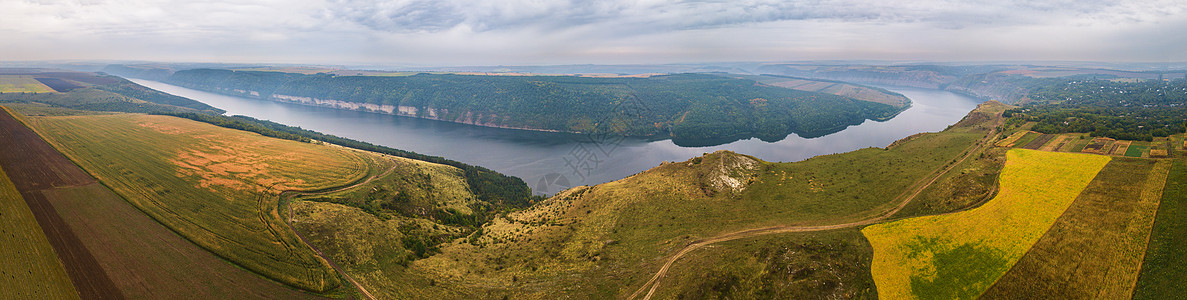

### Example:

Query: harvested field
xmin=0 ymin=75 xmax=54 ymax=93
xmin=24 ymin=113 xmax=382 ymax=292
xmin=1021 ymin=133 xmax=1054 ymax=150
xmin=1082 ymin=137 xmax=1115 ymax=155
xmin=982 ymin=158 xmax=1169 ymax=299
xmin=862 ymin=150 xmax=1110 ymax=299
xmin=1038 ymin=134 xmax=1071 ymax=151
xmin=1112 ymin=140 xmax=1133 ymax=156
xmin=0 ymin=165 xmax=79 ymax=299
xmin=0 ymin=107 xmax=120 ymax=299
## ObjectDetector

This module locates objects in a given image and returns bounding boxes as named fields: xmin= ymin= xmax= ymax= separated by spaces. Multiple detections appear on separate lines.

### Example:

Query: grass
xmin=981 ymin=158 xmax=1170 ymax=299
xmin=862 ymin=149 xmax=1110 ymax=300
xmin=0 ymin=75 xmax=54 ymax=93
xmin=25 ymin=113 xmax=384 ymax=292
xmin=0 ymin=165 xmax=79 ymax=299
xmin=652 ymin=229 xmax=877 ymax=299
xmin=1133 ymin=159 xmax=1187 ymax=299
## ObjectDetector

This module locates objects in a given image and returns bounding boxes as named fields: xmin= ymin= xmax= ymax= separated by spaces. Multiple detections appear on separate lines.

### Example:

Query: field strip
xmin=0 ymin=107 xmax=122 ymax=298
xmin=629 ymin=111 xmax=1005 ymax=300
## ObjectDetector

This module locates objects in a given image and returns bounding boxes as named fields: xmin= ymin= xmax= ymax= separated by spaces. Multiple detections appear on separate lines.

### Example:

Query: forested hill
xmin=165 ymin=69 xmax=907 ymax=146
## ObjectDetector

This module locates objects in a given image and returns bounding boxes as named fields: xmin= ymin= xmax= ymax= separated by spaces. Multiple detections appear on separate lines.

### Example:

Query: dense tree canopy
xmin=1006 ymin=79 xmax=1187 ymax=141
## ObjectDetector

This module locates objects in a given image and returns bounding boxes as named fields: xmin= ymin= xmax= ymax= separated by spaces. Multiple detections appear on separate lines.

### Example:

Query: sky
xmin=2 ymin=0 xmax=1186 ymax=66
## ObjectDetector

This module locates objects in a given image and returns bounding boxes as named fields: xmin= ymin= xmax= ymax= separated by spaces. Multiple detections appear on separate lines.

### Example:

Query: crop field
xmin=1020 ymin=133 xmax=1054 ymax=149
xmin=1127 ymin=144 xmax=1150 ymax=157
xmin=0 ymin=75 xmax=54 ymax=93
xmin=981 ymin=158 xmax=1169 ymax=299
xmin=0 ymin=165 xmax=79 ymax=299
xmin=1133 ymin=160 xmax=1187 ymax=299
xmin=24 ymin=113 xmax=385 ymax=292
xmin=1010 ymin=132 xmax=1041 ymax=148
xmin=34 ymin=77 xmax=85 ymax=92
xmin=1037 ymin=134 xmax=1070 ymax=151
xmin=651 ymin=229 xmax=877 ymax=299
xmin=862 ymin=150 xmax=1110 ymax=300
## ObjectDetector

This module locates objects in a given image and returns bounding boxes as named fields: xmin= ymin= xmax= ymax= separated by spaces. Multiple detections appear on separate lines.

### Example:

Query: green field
xmin=0 ymin=75 xmax=54 ymax=93
xmin=0 ymin=165 xmax=79 ymax=299
xmin=25 ymin=113 xmax=388 ymax=292
xmin=1133 ymin=159 xmax=1187 ymax=299
xmin=862 ymin=150 xmax=1110 ymax=299
xmin=1127 ymin=145 xmax=1150 ymax=157
xmin=982 ymin=158 xmax=1169 ymax=298
xmin=652 ymin=229 xmax=877 ymax=299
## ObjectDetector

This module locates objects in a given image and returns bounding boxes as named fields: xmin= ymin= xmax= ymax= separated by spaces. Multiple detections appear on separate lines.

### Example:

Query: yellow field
xmin=25 ymin=113 xmax=392 ymax=292
xmin=0 ymin=165 xmax=79 ymax=299
xmin=0 ymin=75 xmax=54 ymax=93
xmin=862 ymin=149 xmax=1110 ymax=299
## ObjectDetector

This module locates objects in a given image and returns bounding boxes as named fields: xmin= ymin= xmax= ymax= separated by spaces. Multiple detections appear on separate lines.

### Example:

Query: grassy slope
xmin=654 ymin=229 xmax=877 ymax=299
xmin=862 ymin=150 xmax=1110 ymax=300
xmin=24 ymin=113 xmax=380 ymax=292
xmin=981 ymin=158 xmax=1169 ymax=299
xmin=288 ymin=155 xmax=482 ymax=299
xmin=0 ymin=165 xmax=79 ymax=299
xmin=321 ymin=102 xmax=1002 ymax=298
xmin=1133 ymin=159 xmax=1187 ymax=299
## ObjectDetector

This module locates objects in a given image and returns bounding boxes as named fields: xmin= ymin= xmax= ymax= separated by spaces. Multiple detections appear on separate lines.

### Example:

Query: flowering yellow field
xmin=862 ymin=149 xmax=1110 ymax=299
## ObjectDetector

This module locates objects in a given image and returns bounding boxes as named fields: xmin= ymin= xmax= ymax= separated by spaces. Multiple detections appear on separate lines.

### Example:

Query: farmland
xmin=0 ymin=75 xmax=54 ymax=93
xmin=22 ymin=112 xmax=386 ymax=292
xmin=1133 ymin=159 xmax=1187 ymax=299
xmin=862 ymin=150 xmax=1110 ymax=299
xmin=981 ymin=158 xmax=1169 ymax=298
xmin=0 ymin=165 xmax=79 ymax=299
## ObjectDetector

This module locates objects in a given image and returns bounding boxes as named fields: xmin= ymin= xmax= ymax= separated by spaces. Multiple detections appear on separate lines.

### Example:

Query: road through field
xmin=0 ymin=107 xmax=123 ymax=299
xmin=629 ymin=112 xmax=1005 ymax=300
xmin=280 ymin=153 xmax=401 ymax=300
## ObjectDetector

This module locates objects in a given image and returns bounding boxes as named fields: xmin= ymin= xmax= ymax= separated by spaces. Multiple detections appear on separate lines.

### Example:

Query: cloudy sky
xmin=2 ymin=0 xmax=1185 ymax=66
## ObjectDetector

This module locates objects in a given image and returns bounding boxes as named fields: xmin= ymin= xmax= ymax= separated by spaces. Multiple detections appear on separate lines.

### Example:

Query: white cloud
xmin=1 ymin=0 xmax=1185 ymax=65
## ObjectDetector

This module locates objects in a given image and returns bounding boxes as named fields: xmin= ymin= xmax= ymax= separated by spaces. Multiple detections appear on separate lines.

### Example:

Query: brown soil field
xmin=0 ymin=107 xmax=121 ymax=299
xmin=1038 ymin=134 xmax=1071 ymax=151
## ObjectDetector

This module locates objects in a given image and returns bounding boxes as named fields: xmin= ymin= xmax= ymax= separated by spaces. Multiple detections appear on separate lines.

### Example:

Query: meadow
xmin=862 ymin=149 xmax=1110 ymax=299
xmin=25 ymin=113 xmax=384 ymax=292
xmin=0 ymin=165 xmax=79 ymax=299
xmin=981 ymin=158 xmax=1169 ymax=298
xmin=0 ymin=75 xmax=54 ymax=93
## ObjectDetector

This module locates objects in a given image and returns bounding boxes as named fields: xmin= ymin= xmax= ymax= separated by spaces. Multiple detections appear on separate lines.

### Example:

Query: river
xmin=129 ymin=78 xmax=983 ymax=195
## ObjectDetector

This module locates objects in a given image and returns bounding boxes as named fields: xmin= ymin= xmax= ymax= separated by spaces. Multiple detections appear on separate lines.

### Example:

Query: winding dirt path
xmin=279 ymin=154 xmax=400 ymax=300
xmin=629 ymin=114 xmax=1004 ymax=300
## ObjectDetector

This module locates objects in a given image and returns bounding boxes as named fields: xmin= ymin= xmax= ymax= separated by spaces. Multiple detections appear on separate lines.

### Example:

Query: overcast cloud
xmin=1 ymin=0 xmax=1185 ymax=65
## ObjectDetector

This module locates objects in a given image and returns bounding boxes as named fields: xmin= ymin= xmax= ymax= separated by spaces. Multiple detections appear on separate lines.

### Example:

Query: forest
xmin=166 ymin=69 xmax=905 ymax=146
xmin=1005 ymin=79 xmax=1187 ymax=141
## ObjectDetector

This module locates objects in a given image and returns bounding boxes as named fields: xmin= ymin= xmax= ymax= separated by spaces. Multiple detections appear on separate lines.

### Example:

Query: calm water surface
xmin=130 ymin=78 xmax=982 ymax=195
